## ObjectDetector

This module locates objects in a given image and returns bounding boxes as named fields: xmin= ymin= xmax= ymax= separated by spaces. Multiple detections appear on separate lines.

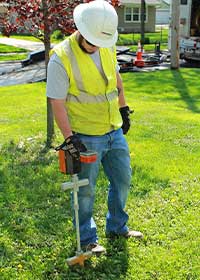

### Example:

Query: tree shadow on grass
xmin=0 ymin=141 xmax=129 ymax=279
xmin=171 ymin=69 xmax=200 ymax=114
xmin=0 ymin=141 xmax=168 ymax=279
xmin=124 ymin=69 xmax=200 ymax=113
xmin=130 ymin=165 xmax=171 ymax=198
xmin=0 ymin=141 xmax=73 ymax=264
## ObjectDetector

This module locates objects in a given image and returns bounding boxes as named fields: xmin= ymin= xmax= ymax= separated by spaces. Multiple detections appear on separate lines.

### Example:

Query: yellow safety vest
xmin=50 ymin=32 xmax=122 ymax=135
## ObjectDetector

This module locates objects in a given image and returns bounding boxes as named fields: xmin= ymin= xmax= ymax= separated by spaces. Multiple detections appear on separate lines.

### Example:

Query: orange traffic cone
xmin=134 ymin=41 xmax=145 ymax=67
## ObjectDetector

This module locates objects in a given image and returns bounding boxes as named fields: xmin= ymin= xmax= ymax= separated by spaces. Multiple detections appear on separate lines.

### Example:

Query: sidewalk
xmin=0 ymin=61 xmax=45 ymax=86
xmin=0 ymin=37 xmax=44 ymax=51
xmin=0 ymin=37 xmax=46 ymax=86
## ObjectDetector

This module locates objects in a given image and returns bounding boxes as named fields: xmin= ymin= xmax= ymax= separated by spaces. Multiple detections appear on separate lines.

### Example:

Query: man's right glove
xmin=56 ymin=135 xmax=87 ymax=160
xmin=119 ymin=106 xmax=134 ymax=135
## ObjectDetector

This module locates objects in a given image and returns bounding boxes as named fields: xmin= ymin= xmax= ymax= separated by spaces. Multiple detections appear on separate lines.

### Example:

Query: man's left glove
xmin=119 ymin=106 xmax=134 ymax=135
xmin=56 ymin=135 xmax=87 ymax=160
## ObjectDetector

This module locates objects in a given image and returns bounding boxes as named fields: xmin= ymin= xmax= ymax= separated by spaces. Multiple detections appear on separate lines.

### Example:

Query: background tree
xmin=1 ymin=0 xmax=120 ymax=146
xmin=141 ymin=0 xmax=146 ymax=44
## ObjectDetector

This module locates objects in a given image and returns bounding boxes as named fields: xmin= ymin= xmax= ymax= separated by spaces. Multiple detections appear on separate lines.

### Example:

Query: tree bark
xmin=45 ymin=37 xmax=54 ymax=147
xmin=141 ymin=0 xmax=146 ymax=44
xmin=42 ymin=0 xmax=54 ymax=146
xmin=170 ymin=0 xmax=180 ymax=69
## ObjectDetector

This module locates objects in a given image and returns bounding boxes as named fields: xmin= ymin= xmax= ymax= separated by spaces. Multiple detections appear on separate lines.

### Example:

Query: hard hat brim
xmin=73 ymin=3 xmax=118 ymax=48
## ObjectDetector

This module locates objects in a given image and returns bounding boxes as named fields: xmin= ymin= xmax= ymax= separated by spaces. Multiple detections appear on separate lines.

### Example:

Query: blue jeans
xmin=75 ymin=128 xmax=131 ymax=246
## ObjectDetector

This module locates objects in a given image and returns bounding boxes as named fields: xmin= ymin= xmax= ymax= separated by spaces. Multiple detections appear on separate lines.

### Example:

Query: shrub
xmin=52 ymin=30 xmax=64 ymax=40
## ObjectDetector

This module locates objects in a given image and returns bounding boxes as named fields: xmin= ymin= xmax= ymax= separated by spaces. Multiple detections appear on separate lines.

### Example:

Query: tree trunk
xmin=141 ymin=0 xmax=146 ymax=44
xmin=45 ymin=38 xmax=54 ymax=147
xmin=170 ymin=0 xmax=180 ymax=69
xmin=42 ymin=0 xmax=54 ymax=146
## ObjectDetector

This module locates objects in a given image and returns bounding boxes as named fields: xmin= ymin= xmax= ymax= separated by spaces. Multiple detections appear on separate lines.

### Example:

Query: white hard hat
xmin=73 ymin=0 xmax=118 ymax=48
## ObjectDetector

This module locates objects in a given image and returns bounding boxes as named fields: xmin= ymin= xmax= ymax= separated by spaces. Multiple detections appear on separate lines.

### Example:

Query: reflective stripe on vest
xmin=62 ymin=40 xmax=85 ymax=92
xmin=67 ymin=90 xmax=118 ymax=104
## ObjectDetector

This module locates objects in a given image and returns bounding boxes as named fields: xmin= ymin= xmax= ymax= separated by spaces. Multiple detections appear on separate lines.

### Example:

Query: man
xmin=46 ymin=0 xmax=143 ymax=254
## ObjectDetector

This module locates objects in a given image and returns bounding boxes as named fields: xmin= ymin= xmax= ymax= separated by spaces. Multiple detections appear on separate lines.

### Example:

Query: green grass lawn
xmin=0 ymin=43 xmax=28 ymax=61
xmin=0 ymin=43 xmax=28 ymax=53
xmin=0 ymin=53 xmax=28 ymax=62
xmin=118 ymin=29 xmax=168 ymax=47
xmin=0 ymin=69 xmax=200 ymax=279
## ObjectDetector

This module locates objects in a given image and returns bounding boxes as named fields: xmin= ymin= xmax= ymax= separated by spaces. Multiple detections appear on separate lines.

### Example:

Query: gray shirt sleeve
xmin=46 ymin=53 xmax=69 ymax=99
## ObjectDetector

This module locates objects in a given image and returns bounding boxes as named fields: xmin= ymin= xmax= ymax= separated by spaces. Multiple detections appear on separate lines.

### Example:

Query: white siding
xmin=156 ymin=9 xmax=170 ymax=24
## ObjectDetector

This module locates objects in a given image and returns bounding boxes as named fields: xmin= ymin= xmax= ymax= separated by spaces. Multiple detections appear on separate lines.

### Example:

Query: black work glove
xmin=119 ymin=106 xmax=134 ymax=135
xmin=56 ymin=135 xmax=87 ymax=159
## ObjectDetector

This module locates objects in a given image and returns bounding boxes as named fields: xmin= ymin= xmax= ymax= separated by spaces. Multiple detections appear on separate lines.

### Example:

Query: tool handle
xmin=61 ymin=178 xmax=89 ymax=191
xmin=73 ymin=188 xmax=81 ymax=253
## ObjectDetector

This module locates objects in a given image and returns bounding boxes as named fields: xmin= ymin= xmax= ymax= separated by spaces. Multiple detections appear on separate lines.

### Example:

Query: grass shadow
xmin=123 ymin=69 xmax=200 ymax=112
xmin=171 ymin=69 xmax=200 ymax=113
xmin=0 ymin=140 xmax=175 ymax=279
xmin=130 ymin=165 xmax=171 ymax=198
xmin=0 ymin=141 xmax=132 ymax=279
xmin=0 ymin=140 xmax=72 ymax=247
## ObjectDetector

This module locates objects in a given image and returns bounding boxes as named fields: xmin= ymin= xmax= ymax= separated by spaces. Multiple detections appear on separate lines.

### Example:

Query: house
xmin=116 ymin=0 xmax=160 ymax=33
xmin=156 ymin=0 xmax=170 ymax=25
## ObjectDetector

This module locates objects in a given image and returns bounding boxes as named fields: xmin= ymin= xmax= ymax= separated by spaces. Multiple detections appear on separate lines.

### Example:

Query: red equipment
xmin=58 ymin=149 xmax=97 ymax=174
xmin=134 ymin=40 xmax=145 ymax=67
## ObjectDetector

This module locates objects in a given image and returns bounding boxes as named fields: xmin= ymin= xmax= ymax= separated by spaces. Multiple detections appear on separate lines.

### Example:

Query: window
xmin=124 ymin=6 xmax=146 ymax=23
xmin=181 ymin=0 xmax=187 ymax=4
xmin=133 ymin=8 xmax=140 ymax=22
xmin=125 ymin=7 xmax=132 ymax=22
